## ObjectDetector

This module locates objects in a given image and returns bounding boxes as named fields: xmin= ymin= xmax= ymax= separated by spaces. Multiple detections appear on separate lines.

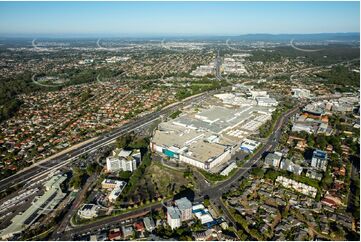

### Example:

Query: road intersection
xmin=0 ymin=92 xmax=210 ymax=194
xmin=56 ymin=100 xmax=303 ymax=240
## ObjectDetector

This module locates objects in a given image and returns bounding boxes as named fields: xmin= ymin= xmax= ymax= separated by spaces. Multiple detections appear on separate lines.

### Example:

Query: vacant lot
xmin=127 ymin=161 xmax=191 ymax=203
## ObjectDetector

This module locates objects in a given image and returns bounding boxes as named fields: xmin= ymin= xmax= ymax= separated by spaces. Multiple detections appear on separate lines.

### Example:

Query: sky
xmin=0 ymin=1 xmax=359 ymax=37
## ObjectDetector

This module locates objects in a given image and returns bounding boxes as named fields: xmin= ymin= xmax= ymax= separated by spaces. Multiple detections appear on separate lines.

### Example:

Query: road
xmin=58 ymin=103 xmax=302 ymax=239
xmin=50 ymin=174 xmax=98 ymax=240
xmin=53 ymin=58 xmax=348 ymax=238
xmin=195 ymin=104 xmax=302 ymax=229
xmin=4 ymin=53 xmax=352 ymax=238
xmin=0 ymin=91 xmax=211 ymax=194
xmin=203 ymin=104 xmax=302 ymax=199
xmin=52 ymin=92 xmax=344 ymax=240
xmin=215 ymin=50 xmax=222 ymax=80
xmin=60 ymin=203 xmax=162 ymax=240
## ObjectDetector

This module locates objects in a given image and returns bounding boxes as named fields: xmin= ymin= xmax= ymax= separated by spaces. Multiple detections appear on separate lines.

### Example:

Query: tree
xmin=80 ymin=89 xmax=93 ymax=102
xmin=251 ymin=167 xmax=264 ymax=178
xmin=129 ymin=137 xmax=150 ymax=149
xmin=179 ymin=235 xmax=193 ymax=241
xmin=86 ymin=163 xmax=97 ymax=176
xmin=118 ymin=170 xmax=132 ymax=180
xmin=307 ymin=134 xmax=315 ymax=147
xmin=321 ymin=172 xmax=333 ymax=189
xmin=316 ymin=135 xmax=327 ymax=150
xmin=70 ymin=167 xmax=86 ymax=189
xmin=170 ymin=110 xmax=182 ymax=119
xmin=298 ymin=131 xmax=309 ymax=139
xmin=183 ymin=166 xmax=192 ymax=178
xmin=0 ymin=99 xmax=23 ymax=122
xmin=264 ymin=169 xmax=280 ymax=181
xmin=279 ymin=133 xmax=288 ymax=145
xmin=203 ymin=197 xmax=210 ymax=207
xmin=116 ymin=135 xmax=133 ymax=149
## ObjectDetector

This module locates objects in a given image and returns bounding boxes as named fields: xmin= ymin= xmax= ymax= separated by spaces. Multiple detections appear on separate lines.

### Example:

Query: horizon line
xmin=0 ymin=32 xmax=360 ymax=39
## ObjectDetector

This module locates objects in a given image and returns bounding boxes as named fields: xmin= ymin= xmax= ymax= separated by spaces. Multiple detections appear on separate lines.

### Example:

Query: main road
xmin=0 ymin=91 xmax=212 ymax=194
xmin=204 ymin=103 xmax=303 ymax=198
xmin=203 ymin=103 xmax=303 ymax=230
xmin=58 ymin=101 xmax=303 ymax=239
xmin=55 ymin=54 xmax=352 ymax=238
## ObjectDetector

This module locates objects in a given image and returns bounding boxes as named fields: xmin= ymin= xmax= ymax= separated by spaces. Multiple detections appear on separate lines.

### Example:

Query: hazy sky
xmin=0 ymin=1 xmax=359 ymax=36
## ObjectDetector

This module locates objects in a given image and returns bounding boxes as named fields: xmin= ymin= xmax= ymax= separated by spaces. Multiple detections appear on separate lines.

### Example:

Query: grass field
xmin=129 ymin=161 xmax=191 ymax=202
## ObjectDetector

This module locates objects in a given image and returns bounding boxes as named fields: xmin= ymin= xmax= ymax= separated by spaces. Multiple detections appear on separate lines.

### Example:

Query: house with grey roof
xmin=280 ymin=159 xmax=303 ymax=175
xmin=143 ymin=217 xmax=155 ymax=232
xmin=264 ymin=152 xmax=282 ymax=168
xmin=306 ymin=169 xmax=323 ymax=181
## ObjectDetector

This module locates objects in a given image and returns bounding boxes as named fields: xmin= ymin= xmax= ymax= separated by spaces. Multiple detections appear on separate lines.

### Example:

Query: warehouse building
xmin=151 ymin=95 xmax=276 ymax=171
xmin=151 ymin=122 xmax=232 ymax=170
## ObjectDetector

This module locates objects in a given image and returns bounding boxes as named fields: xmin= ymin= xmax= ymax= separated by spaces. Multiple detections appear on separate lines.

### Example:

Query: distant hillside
xmin=142 ymin=33 xmax=360 ymax=43
xmin=1 ymin=32 xmax=359 ymax=44
xmin=229 ymin=33 xmax=360 ymax=42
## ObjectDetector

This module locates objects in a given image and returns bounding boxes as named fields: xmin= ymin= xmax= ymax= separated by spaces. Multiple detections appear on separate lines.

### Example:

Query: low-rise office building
xmin=306 ymin=170 xmax=323 ymax=181
xmin=143 ymin=217 xmax=156 ymax=232
xmin=192 ymin=204 xmax=215 ymax=225
xmin=122 ymin=225 xmax=134 ymax=239
xmin=78 ymin=204 xmax=101 ymax=219
xmin=106 ymin=148 xmax=141 ymax=172
xmin=264 ymin=152 xmax=283 ymax=168
xmin=240 ymin=139 xmax=261 ymax=153
xmin=102 ymin=179 xmax=125 ymax=189
xmin=101 ymin=179 xmax=127 ymax=202
xmin=279 ymin=159 xmax=303 ymax=176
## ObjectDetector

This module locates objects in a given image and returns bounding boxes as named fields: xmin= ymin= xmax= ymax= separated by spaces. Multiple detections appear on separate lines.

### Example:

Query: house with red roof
xmin=134 ymin=221 xmax=145 ymax=232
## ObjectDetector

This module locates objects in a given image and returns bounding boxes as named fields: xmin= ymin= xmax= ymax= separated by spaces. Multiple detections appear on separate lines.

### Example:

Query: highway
xmin=215 ymin=49 xmax=222 ymax=80
xmin=3 ymin=51 xmax=349 ymax=239
xmin=53 ymin=53 xmax=303 ymax=238
xmin=0 ymin=91 xmax=210 ymax=194
xmin=57 ymin=102 xmax=303 ymax=239
xmin=53 ymin=56 xmax=349 ymax=238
